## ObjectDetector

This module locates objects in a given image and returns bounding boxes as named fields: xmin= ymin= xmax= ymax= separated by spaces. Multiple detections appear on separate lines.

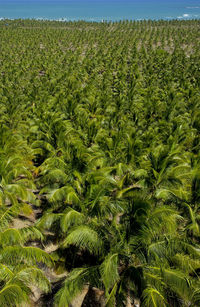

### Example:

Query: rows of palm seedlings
xmin=0 ymin=19 xmax=200 ymax=307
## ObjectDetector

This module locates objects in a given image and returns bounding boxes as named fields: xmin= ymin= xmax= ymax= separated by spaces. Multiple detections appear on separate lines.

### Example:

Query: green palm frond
xmin=100 ymin=253 xmax=119 ymax=295
xmin=0 ymin=228 xmax=23 ymax=247
xmin=0 ymin=205 xmax=20 ymax=232
xmin=40 ymin=156 xmax=67 ymax=171
xmin=60 ymin=208 xmax=85 ymax=232
xmin=149 ymin=207 xmax=183 ymax=234
xmin=19 ymin=226 xmax=44 ymax=242
xmin=3 ymin=192 xmax=18 ymax=206
xmin=48 ymin=186 xmax=80 ymax=205
xmin=12 ymin=267 xmax=50 ymax=293
xmin=65 ymin=187 xmax=80 ymax=205
xmin=144 ymin=272 xmax=164 ymax=290
xmin=5 ymin=184 xmax=29 ymax=201
xmin=148 ymin=266 xmax=193 ymax=302
xmin=32 ymin=140 xmax=55 ymax=153
xmin=105 ymin=281 xmax=118 ymax=307
xmin=37 ymin=212 xmax=62 ymax=230
xmin=161 ymin=268 xmax=192 ymax=301
xmin=0 ymin=246 xmax=53 ymax=266
xmin=19 ymin=202 xmax=34 ymax=216
xmin=48 ymin=187 xmax=69 ymax=202
xmin=87 ymin=167 xmax=116 ymax=186
xmin=156 ymin=187 xmax=189 ymax=202
xmin=116 ymin=185 xmax=142 ymax=199
xmin=151 ymin=237 xmax=200 ymax=260
xmin=179 ymin=241 xmax=200 ymax=258
xmin=0 ymin=284 xmax=29 ymax=307
xmin=184 ymin=203 xmax=200 ymax=236
xmin=0 ymin=190 xmax=3 ymax=206
xmin=192 ymin=288 xmax=200 ymax=306
xmin=147 ymin=239 xmax=179 ymax=262
xmin=54 ymin=268 xmax=89 ymax=307
xmin=142 ymin=287 xmax=167 ymax=307
xmin=42 ymin=169 xmax=68 ymax=185
xmin=172 ymin=253 xmax=200 ymax=274
xmin=0 ymin=264 xmax=14 ymax=282
xmin=63 ymin=225 xmax=103 ymax=255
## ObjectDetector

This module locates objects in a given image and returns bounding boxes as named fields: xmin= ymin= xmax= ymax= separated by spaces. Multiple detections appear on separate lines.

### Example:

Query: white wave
xmin=186 ymin=6 xmax=200 ymax=9
xmin=57 ymin=18 xmax=68 ymax=22
xmin=0 ymin=17 xmax=14 ymax=21
xmin=176 ymin=12 xmax=200 ymax=19
xmin=177 ymin=13 xmax=191 ymax=19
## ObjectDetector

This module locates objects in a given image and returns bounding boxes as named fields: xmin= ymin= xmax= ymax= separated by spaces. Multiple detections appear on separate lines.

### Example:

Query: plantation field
xmin=0 ymin=19 xmax=200 ymax=306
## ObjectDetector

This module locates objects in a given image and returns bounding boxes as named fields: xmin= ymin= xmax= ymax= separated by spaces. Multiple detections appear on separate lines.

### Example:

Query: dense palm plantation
xmin=0 ymin=19 xmax=200 ymax=306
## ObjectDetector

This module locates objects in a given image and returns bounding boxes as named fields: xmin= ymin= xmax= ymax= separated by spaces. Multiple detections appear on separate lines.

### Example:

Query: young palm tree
xmin=0 ymin=204 xmax=53 ymax=306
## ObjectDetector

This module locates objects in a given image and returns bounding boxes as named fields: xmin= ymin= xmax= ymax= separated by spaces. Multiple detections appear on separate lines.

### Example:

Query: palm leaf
xmin=48 ymin=186 xmax=80 ymax=204
xmin=48 ymin=187 xmax=69 ymax=202
xmin=0 ymin=246 xmax=53 ymax=266
xmin=0 ymin=284 xmax=29 ymax=307
xmin=0 ymin=264 xmax=14 ymax=282
xmin=100 ymin=253 xmax=119 ymax=294
xmin=12 ymin=267 xmax=50 ymax=293
xmin=161 ymin=268 xmax=192 ymax=301
xmin=60 ymin=208 xmax=85 ymax=232
xmin=0 ymin=205 xmax=20 ymax=232
xmin=116 ymin=185 xmax=141 ymax=199
xmin=19 ymin=226 xmax=44 ymax=242
xmin=142 ymin=287 xmax=167 ymax=307
xmin=44 ymin=169 xmax=68 ymax=184
xmin=105 ymin=281 xmax=118 ymax=307
xmin=6 ymin=184 xmax=28 ymax=201
xmin=149 ymin=266 xmax=193 ymax=302
xmin=192 ymin=288 xmax=200 ymax=305
xmin=37 ymin=212 xmax=62 ymax=230
xmin=0 ymin=228 xmax=23 ymax=247
xmin=172 ymin=253 xmax=200 ymax=274
xmin=63 ymin=226 xmax=103 ymax=255
xmin=54 ymin=268 xmax=89 ymax=307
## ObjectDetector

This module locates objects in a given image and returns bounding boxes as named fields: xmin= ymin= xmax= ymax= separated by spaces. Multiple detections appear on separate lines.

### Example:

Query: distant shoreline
xmin=0 ymin=17 xmax=200 ymax=23
xmin=1 ymin=0 xmax=200 ymax=22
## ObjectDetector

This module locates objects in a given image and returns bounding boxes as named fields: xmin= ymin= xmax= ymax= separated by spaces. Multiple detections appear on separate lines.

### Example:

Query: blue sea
xmin=0 ymin=0 xmax=200 ymax=21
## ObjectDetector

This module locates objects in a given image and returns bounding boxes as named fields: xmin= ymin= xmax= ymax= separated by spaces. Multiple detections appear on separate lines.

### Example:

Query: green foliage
xmin=0 ymin=284 xmax=29 ymax=307
xmin=63 ymin=226 xmax=103 ymax=255
xmin=0 ymin=18 xmax=200 ymax=306
xmin=100 ymin=253 xmax=119 ymax=295
xmin=60 ymin=208 xmax=85 ymax=232
xmin=142 ymin=287 xmax=167 ymax=307
xmin=0 ymin=246 xmax=53 ymax=266
xmin=55 ymin=268 xmax=89 ymax=307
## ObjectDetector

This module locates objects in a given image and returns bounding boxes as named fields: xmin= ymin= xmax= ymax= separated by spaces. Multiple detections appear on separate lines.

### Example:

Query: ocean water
xmin=0 ymin=0 xmax=200 ymax=21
